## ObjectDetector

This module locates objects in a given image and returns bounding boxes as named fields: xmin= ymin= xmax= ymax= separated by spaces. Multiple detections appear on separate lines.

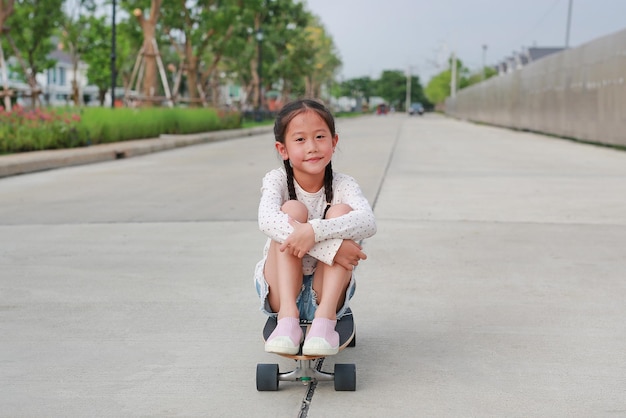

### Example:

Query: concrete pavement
xmin=1 ymin=113 xmax=625 ymax=417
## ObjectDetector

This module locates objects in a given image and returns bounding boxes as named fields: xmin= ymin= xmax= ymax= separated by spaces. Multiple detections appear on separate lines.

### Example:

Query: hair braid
xmin=283 ymin=159 xmax=297 ymax=200
xmin=322 ymin=162 xmax=334 ymax=218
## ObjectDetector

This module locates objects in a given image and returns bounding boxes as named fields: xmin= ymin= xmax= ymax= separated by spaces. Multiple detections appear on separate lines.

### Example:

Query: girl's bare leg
xmin=263 ymin=200 xmax=308 ymax=319
xmin=263 ymin=201 xmax=308 ymax=354
xmin=303 ymin=204 xmax=353 ymax=356
xmin=311 ymin=261 xmax=352 ymax=320
xmin=312 ymin=203 xmax=353 ymax=319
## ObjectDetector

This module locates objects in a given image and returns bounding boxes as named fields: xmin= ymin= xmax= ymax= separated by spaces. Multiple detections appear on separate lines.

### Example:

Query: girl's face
xmin=276 ymin=110 xmax=338 ymax=192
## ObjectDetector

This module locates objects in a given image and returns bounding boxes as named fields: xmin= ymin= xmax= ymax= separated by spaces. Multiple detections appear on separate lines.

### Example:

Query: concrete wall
xmin=445 ymin=28 xmax=626 ymax=147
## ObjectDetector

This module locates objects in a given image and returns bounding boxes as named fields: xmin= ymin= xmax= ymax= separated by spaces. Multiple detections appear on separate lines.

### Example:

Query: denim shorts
xmin=255 ymin=269 xmax=356 ymax=321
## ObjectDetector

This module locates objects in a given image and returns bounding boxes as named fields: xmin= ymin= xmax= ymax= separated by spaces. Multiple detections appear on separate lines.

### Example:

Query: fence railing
xmin=445 ymin=28 xmax=626 ymax=148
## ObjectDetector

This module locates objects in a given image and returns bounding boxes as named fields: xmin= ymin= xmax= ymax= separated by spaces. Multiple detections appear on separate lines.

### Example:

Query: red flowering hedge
xmin=0 ymin=106 xmax=87 ymax=153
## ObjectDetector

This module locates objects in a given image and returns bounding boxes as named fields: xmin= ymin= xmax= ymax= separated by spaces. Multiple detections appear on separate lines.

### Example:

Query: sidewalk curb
xmin=0 ymin=126 xmax=273 ymax=178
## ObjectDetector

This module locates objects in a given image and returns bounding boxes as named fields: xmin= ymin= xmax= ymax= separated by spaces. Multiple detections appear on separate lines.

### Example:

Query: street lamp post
xmin=111 ymin=0 xmax=117 ymax=108
xmin=450 ymin=51 xmax=457 ymax=98
xmin=482 ymin=44 xmax=488 ymax=81
xmin=405 ymin=65 xmax=411 ymax=114
xmin=565 ymin=0 xmax=573 ymax=48
xmin=255 ymin=28 xmax=264 ymax=121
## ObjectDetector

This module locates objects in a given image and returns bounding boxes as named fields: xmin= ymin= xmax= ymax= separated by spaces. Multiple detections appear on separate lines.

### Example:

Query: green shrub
xmin=0 ymin=105 xmax=242 ymax=154
xmin=79 ymin=107 xmax=241 ymax=144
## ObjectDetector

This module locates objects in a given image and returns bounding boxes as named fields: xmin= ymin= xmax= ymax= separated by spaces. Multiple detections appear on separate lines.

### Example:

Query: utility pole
xmin=405 ymin=66 xmax=411 ymax=113
xmin=450 ymin=51 xmax=457 ymax=98
xmin=565 ymin=0 xmax=573 ymax=48
xmin=111 ymin=0 xmax=117 ymax=108
xmin=255 ymin=28 xmax=264 ymax=121
xmin=482 ymin=44 xmax=488 ymax=81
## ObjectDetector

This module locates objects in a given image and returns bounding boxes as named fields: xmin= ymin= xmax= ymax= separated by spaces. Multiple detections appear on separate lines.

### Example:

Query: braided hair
xmin=274 ymin=99 xmax=335 ymax=217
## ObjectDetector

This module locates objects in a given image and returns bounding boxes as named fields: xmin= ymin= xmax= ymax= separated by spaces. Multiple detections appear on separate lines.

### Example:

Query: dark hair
xmin=274 ymin=99 xmax=335 ymax=215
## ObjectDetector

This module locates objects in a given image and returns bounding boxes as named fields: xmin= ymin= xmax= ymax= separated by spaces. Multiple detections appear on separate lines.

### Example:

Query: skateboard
xmin=256 ymin=308 xmax=356 ymax=391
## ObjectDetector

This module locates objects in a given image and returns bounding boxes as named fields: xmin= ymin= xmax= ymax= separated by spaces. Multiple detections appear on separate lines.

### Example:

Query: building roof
xmin=496 ymin=46 xmax=566 ymax=74
xmin=526 ymin=47 xmax=566 ymax=62
xmin=48 ymin=48 xmax=73 ymax=64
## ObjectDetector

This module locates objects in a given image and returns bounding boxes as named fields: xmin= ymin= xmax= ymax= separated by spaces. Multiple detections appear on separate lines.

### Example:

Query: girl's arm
xmin=307 ymin=174 xmax=376 ymax=266
xmin=257 ymin=170 xmax=292 ymax=243
xmin=308 ymin=174 xmax=377 ymax=243
xmin=258 ymin=170 xmax=376 ymax=267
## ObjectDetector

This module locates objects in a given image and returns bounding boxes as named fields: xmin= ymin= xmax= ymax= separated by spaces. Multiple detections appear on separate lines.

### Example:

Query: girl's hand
xmin=333 ymin=240 xmax=367 ymax=271
xmin=280 ymin=218 xmax=315 ymax=258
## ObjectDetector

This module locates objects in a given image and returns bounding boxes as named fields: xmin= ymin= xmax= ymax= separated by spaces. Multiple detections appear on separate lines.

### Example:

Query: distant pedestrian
xmin=253 ymin=99 xmax=377 ymax=356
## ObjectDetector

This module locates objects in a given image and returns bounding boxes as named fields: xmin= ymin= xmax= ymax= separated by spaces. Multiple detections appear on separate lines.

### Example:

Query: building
xmin=37 ymin=49 xmax=99 ymax=106
xmin=497 ymin=46 xmax=565 ymax=75
xmin=0 ymin=47 xmax=99 ymax=108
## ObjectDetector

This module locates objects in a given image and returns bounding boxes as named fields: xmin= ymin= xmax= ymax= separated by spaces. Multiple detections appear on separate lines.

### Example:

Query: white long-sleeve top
xmin=257 ymin=168 xmax=377 ymax=274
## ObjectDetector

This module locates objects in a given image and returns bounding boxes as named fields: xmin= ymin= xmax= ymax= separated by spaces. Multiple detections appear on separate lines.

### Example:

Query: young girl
xmin=254 ymin=99 xmax=377 ymax=356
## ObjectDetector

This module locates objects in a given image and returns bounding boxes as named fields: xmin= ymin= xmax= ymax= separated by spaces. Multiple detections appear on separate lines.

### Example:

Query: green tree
xmin=80 ymin=15 xmax=112 ymax=105
xmin=58 ymin=0 xmax=97 ymax=106
xmin=408 ymin=75 xmax=430 ymax=110
xmin=337 ymin=77 xmax=374 ymax=103
xmin=462 ymin=66 xmax=498 ymax=88
xmin=261 ymin=0 xmax=311 ymax=101
xmin=302 ymin=16 xmax=341 ymax=99
xmin=4 ymin=0 xmax=64 ymax=107
xmin=375 ymin=70 xmax=407 ymax=109
xmin=160 ymin=0 xmax=241 ymax=107
xmin=0 ymin=0 xmax=16 ymax=110
xmin=425 ymin=69 xmax=451 ymax=105
xmin=216 ymin=0 xmax=264 ymax=109
xmin=424 ymin=56 xmax=469 ymax=105
xmin=80 ymin=16 xmax=135 ymax=106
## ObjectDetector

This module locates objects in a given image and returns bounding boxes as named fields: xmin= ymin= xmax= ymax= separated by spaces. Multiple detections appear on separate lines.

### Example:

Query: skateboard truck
xmin=257 ymin=360 xmax=356 ymax=391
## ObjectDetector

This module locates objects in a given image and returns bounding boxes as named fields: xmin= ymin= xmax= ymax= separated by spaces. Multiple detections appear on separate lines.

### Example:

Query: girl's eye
xmin=316 ymin=135 xmax=325 ymax=140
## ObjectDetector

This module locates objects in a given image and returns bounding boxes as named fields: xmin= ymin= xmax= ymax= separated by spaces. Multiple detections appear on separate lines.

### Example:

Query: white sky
xmin=303 ymin=0 xmax=626 ymax=83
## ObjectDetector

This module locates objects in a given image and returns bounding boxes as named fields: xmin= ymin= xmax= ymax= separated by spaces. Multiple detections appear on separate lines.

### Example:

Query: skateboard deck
xmin=262 ymin=308 xmax=355 ymax=360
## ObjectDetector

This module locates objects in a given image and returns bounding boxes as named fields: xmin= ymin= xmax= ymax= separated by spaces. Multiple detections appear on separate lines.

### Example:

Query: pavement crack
xmin=297 ymin=358 xmax=324 ymax=418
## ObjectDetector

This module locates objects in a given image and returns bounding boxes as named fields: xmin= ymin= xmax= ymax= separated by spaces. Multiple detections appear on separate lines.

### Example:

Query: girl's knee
xmin=325 ymin=203 xmax=353 ymax=219
xmin=281 ymin=200 xmax=308 ymax=223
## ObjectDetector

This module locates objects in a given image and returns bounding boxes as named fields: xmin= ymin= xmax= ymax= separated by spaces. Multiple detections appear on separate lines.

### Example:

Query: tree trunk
xmin=305 ymin=75 xmax=313 ymax=98
xmin=0 ymin=42 xmax=11 ymax=110
xmin=134 ymin=0 xmax=162 ymax=107
xmin=142 ymin=28 xmax=158 ymax=102
xmin=186 ymin=53 xmax=199 ymax=107
xmin=71 ymin=79 xmax=80 ymax=106
xmin=71 ymin=51 xmax=81 ymax=106
xmin=281 ymin=80 xmax=291 ymax=103
xmin=211 ymin=73 xmax=219 ymax=107
xmin=0 ymin=0 xmax=14 ymax=110
xmin=251 ymin=58 xmax=259 ymax=109
xmin=98 ymin=87 xmax=106 ymax=106
xmin=6 ymin=33 xmax=40 ymax=107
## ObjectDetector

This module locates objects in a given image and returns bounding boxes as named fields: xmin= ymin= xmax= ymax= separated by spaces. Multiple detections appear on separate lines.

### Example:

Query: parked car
xmin=409 ymin=102 xmax=424 ymax=115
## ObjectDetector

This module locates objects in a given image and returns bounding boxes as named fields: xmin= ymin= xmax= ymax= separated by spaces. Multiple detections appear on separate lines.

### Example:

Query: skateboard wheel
xmin=334 ymin=363 xmax=356 ymax=391
xmin=256 ymin=363 xmax=279 ymax=391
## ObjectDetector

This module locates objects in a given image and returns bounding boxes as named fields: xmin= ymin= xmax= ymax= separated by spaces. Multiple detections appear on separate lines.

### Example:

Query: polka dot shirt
xmin=256 ymin=168 xmax=377 ymax=274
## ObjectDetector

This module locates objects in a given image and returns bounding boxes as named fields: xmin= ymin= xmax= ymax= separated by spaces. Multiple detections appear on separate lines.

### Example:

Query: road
xmin=1 ymin=113 xmax=625 ymax=417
